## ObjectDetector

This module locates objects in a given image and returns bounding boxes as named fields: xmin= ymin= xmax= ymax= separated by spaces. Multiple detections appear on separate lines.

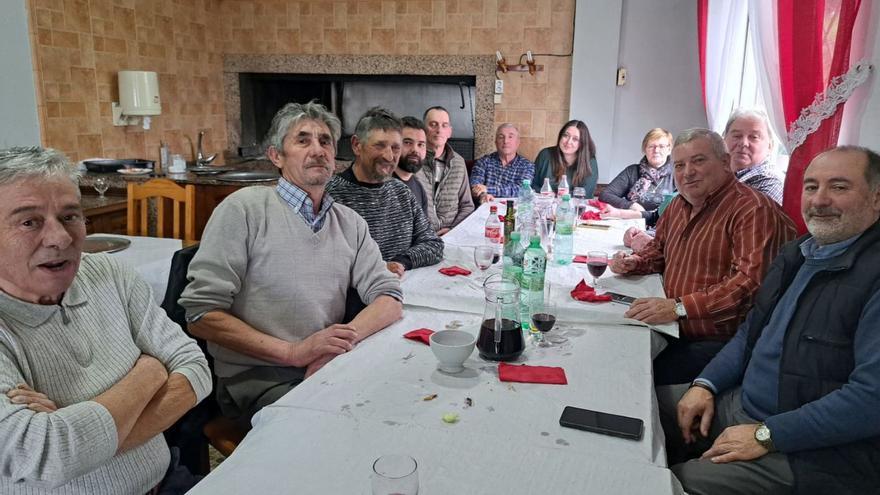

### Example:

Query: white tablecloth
xmin=404 ymin=203 xmax=678 ymax=339
xmin=84 ymin=234 xmax=181 ymax=304
xmin=188 ymin=202 xmax=684 ymax=495
xmin=189 ymin=307 xmax=683 ymax=495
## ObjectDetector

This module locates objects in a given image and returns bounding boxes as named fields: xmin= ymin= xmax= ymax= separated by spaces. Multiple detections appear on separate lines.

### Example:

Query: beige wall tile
xmin=29 ymin=0 xmax=575 ymax=164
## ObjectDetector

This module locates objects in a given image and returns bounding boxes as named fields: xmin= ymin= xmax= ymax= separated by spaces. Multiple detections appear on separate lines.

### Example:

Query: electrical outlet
xmin=494 ymin=79 xmax=504 ymax=94
xmin=494 ymin=94 xmax=502 ymax=104
xmin=616 ymin=68 xmax=627 ymax=86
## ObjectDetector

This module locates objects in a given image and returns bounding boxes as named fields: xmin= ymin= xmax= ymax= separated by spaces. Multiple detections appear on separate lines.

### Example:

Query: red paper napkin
xmin=498 ymin=363 xmax=568 ymax=385
xmin=588 ymin=199 xmax=608 ymax=210
xmin=573 ymin=255 xmax=588 ymax=263
xmin=439 ymin=266 xmax=472 ymax=276
xmin=570 ymin=279 xmax=612 ymax=302
xmin=580 ymin=211 xmax=602 ymax=221
xmin=403 ymin=328 xmax=434 ymax=345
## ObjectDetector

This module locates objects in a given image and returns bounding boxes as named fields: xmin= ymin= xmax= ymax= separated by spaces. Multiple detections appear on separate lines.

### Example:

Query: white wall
xmin=571 ymin=0 xmax=709 ymax=183
xmin=0 ymin=1 xmax=41 ymax=148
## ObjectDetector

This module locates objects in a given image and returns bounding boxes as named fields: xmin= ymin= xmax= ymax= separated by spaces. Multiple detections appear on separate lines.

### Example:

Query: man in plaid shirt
xmin=470 ymin=123 xmax=535 ymax=203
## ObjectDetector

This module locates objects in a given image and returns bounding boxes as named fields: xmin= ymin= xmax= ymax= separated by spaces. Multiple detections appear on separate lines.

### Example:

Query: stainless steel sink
xmin=216 ymin=170 xmax=279 ymax=182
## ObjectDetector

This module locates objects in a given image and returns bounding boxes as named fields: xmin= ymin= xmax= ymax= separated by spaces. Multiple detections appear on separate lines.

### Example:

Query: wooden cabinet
xmin=81 ymin=193 xmax=127 ymax=234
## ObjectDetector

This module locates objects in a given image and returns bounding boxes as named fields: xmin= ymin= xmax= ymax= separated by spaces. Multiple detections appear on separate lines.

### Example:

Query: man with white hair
xmin=469 ymin=123 xmax=535 ymax=203
xmin=723 ymin=108 xmax=784 ymax=204
xmin=0 ymin=147 xmax=211 ymax=493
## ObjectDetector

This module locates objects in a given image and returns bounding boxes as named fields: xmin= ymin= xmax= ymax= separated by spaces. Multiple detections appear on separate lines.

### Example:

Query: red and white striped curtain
xmin=698 ymin=0 xmax=872 ymax=234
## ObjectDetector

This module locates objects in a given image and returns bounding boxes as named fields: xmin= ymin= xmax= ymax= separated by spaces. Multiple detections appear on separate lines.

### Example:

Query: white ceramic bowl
xmin=430 ymin=330 xmax=476 ymax=373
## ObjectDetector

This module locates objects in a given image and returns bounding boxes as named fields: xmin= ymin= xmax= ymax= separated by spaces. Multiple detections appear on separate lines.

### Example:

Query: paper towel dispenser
xmin=112 ymin=70 xmax=161 ymax=130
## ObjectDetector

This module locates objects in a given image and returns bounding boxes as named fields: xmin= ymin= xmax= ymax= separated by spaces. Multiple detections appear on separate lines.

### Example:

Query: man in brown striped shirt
xmin=611 ymin=128 xmax=796 ymax=385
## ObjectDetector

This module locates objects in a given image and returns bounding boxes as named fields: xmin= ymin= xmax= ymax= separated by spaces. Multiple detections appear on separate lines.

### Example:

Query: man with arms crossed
xmin=180 ymin=102 xmax=402 ymax=428
xmin=611 ymin=129 xmax=796 ymax=385
xmin=661 ymin=146 xmax=880 ymax=494
xmin=0 ymin=147 xmax=211 ymax=494
xmin=417 ymin=106 xmax=474 ymax=235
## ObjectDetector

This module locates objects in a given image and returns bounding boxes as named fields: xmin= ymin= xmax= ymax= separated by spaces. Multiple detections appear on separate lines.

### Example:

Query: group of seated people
xmin=0 ymin=99 xmax=876 ymax=494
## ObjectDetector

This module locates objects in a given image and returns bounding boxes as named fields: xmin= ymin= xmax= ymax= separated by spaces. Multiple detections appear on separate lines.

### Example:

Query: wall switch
xmin=494 ymin=79 xmax=504 ymax=94
xmin=616 ymin=68 xmax=627 ymax=86
xmin=494 ymin=94 xmax=502 ymax=104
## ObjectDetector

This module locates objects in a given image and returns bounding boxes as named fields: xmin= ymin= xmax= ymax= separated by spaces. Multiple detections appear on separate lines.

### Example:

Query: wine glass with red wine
xmin=587 ymin=250 xmax=609 ymax=294
xmin=531 ymin=300 xmax=560 ymax=347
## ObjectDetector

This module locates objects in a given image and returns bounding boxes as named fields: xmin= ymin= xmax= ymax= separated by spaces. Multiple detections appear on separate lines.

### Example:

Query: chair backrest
xmin=127 ymin=178 xmax=196 ymax=242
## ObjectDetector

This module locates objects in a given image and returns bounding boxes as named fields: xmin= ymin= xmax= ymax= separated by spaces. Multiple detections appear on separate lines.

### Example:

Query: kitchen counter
xmin=77 ymin=159 xmax=280 ymax=189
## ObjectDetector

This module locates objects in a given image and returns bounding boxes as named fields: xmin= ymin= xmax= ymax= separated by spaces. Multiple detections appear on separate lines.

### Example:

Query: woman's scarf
xmin=627 ymin=156 xmax=670 ymax=203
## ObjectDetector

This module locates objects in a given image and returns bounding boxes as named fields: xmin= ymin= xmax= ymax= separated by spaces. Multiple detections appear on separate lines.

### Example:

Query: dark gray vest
xmin=744 ymin=221 xmax=880 ymax=495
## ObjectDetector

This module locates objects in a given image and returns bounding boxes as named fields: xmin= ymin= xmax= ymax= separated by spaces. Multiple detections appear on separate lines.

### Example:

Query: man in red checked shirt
xmin=610 ymin=128 xmax=796 ymax=385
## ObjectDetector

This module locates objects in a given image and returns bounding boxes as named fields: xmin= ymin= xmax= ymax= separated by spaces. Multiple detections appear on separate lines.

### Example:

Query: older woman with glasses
xmin=599 ymin=128 xmax=676 ymax=226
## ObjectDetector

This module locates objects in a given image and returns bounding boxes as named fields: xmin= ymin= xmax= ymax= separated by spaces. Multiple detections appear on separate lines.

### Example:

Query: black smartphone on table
xmin=608 ymin=292 xmax=636 ymax=305
xmin=559 ymin=406 xmax=644 ymax=440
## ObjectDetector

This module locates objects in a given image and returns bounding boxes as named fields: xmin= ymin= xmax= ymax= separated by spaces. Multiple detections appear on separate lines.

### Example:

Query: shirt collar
xmin=276 ymin=177 xmax=334 ymax=218
xmin=734 ymin=159 xmax=771 ymax=179
xmin=0 ymin=273 xmax=87 ymax=327
xmin=799 ymin=233 xmax=862 ymax=260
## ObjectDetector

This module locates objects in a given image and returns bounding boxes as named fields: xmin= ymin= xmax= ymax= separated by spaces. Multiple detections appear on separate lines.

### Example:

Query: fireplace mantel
xmin=223 ymin=54 xmax=496 ymax=158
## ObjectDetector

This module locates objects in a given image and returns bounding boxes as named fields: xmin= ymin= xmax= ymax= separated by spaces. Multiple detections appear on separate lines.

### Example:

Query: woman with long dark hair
xmin=531 ymin=120 xmax=598 ymax=197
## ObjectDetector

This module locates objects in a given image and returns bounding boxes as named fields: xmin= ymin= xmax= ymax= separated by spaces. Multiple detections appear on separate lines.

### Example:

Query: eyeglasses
xmin=646 ymin=144 xmax=670 ymax=150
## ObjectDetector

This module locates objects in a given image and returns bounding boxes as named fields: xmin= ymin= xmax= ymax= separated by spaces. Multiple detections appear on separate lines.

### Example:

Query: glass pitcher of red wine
xmin=477 ymin=273 xmax=525 ymax=361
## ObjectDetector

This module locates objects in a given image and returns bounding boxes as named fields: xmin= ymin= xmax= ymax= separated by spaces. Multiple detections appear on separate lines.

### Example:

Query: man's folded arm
xmin=0 ymin=352 xmax=165 ymax=488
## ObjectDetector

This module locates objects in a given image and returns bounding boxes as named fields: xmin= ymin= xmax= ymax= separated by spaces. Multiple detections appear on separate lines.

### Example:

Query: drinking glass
xmin=474 ymin=245 xmax=495 ymax=271
xmin=572 ymin=187 xmax=587 ymax=220
xmin=531 ymin=299 xmax=561 ymax=347
xmin=539 ymin=217 xmax=555 ymax=254
xmin=587 ymin=250 xmax=609 ymax=294
xmin=474 ymin=244 xmax=497 ymax=284
xmin=372 ymin=454 xmax=419 ymax=495
xmin=93 ymin=177 xmax=109 ymax=198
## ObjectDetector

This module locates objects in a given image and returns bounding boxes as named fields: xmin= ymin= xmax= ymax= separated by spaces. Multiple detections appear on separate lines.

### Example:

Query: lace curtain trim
xmin=786 ymin=59 xmax=873 ymax=151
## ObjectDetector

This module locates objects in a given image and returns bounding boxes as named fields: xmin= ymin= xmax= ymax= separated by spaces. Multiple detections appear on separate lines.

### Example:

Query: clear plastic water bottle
xmin=554 ymin=194 xmax=574 ymax=265
xmin=502 ymin=231 xmax=524 ymax=284
xmin=540 ymin=177 xmax=554 ymax=197
xmin=516 ymin=180 xmax=535 ymax=246
xmin=557 ymin=174 xmax=570 ymax=199
xmin=520 ymin=235 xmax=546 ymax=332
xmin=484 ymin=205 xmax=502 ymax=262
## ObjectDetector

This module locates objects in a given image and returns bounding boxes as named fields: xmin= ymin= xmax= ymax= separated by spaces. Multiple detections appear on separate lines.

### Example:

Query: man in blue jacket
xmin=659 ymin=145 xmax=880 ymax=495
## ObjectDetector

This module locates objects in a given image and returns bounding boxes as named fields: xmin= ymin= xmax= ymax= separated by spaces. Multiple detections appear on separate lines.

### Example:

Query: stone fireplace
xmin=223 ymin=54 xmax=497 ymax=160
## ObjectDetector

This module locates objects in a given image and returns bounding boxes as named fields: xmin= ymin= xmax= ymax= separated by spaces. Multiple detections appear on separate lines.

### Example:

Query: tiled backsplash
xmin=28 ymin=0 xmax=574 ymax=164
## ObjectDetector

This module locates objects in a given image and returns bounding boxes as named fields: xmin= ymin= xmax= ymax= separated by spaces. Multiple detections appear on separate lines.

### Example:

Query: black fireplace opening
xmin=238 ymin=73 xmax=477 ymax=161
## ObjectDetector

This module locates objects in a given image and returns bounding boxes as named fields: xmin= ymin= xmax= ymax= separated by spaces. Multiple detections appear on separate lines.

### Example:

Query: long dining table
xmin=188 ymin=202 xmax=683 ymax=495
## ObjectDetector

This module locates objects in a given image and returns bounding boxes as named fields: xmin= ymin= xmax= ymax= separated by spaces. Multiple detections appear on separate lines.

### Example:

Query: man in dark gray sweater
xmin=327 ymin=108 xmax=443 ymax=278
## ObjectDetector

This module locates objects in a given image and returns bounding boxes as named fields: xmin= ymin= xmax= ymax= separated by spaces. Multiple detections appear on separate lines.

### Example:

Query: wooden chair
xmin=127 ymin=179 xmax=196 ymax=242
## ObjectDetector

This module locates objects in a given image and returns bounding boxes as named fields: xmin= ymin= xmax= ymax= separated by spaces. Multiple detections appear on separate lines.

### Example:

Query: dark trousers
xmin=216 ymin=366 xmax=306 ymax=430
xmin=653 ymin=337 xmax=728 ymax=385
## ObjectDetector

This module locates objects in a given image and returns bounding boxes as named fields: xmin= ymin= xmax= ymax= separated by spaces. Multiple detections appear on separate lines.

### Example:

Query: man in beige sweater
xmin=0 ymin=147 xmax=211 ymax=494
xmin=181 ymin=102 xmax=403 ymax=428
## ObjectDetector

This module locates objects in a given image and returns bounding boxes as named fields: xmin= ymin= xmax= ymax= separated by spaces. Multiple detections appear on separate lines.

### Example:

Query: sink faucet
xmin=195 ymin=131 xmax=217 ymax=167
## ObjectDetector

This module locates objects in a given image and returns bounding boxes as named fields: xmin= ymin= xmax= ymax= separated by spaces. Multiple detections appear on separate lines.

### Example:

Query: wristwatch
xmin=755 ymin=423 xmax=775 ymax=452
xmin=674 ymin=298 xmax=687 ymax=319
